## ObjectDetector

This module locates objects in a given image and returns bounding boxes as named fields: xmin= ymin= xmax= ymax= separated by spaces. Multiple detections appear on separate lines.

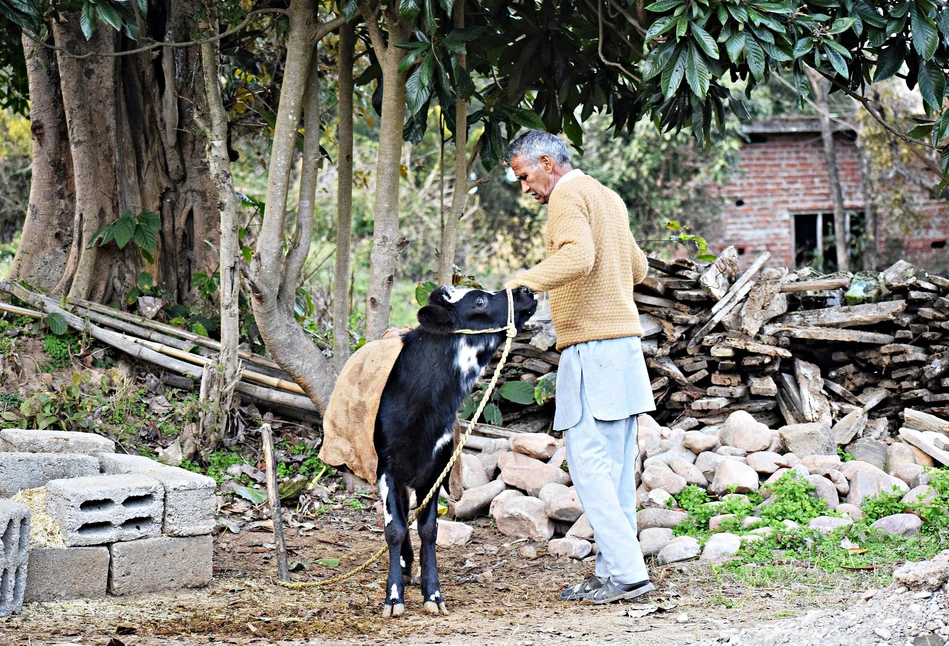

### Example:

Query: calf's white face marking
xmin=379 ymin=474 xmax=392 ymax=527
xmin=443 ymin=287 xmax=473 ymax=303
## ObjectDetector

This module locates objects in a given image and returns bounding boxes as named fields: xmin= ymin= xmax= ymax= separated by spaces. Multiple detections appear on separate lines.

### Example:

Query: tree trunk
xmin=437 ymin=0 xmax=469 ymax=287
xmin=809 ymin=70 xmax=850 ymax=274
xmin=363 ymin=3 xmax=409 ymax=340
xmin=8 ymin=1 xmax=219 ymax=305
xmin=198 ymin=10 xmax=242 ymax=452
xmin=8 ymin=34 xmax=75 ymax=289
xmin=333 ymin=22 xmax=356 ymax=371
xmin=856 ymin=137 xmax=879 ymax=271
xmin=249 ymin=0 xmax=342 ymax=414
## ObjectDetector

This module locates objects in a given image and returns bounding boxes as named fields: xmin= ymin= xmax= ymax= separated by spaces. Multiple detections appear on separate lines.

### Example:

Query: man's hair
xmin=507 ymin=130 xmax=570 ymax=166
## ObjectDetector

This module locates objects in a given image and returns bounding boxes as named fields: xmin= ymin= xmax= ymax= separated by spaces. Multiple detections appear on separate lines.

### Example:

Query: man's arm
xmin=630 ymin=230 xmax=648 ymax=285
xmin=504 ymin=194 xmax=595 ymax=292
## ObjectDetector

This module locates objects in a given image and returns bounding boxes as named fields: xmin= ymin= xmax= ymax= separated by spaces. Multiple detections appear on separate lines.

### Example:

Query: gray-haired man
xmin=504 ymin=130 xmax=656 ymax=604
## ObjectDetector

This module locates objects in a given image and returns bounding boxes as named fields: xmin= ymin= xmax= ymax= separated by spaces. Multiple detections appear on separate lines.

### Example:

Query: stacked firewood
xmin=490 ymin=248 xmax=949 ymax=439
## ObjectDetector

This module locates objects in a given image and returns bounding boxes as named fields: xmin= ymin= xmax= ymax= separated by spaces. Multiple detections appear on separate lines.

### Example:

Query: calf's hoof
xmin=423 ymin=601 xmax=450 ymax=616
xmin=382 ymin=603 xmax=405 ymax=618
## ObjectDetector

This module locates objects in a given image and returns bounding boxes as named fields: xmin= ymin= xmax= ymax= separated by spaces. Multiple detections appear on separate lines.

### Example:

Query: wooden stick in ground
xmin=261 ymin=423 xmax=290 ymax=583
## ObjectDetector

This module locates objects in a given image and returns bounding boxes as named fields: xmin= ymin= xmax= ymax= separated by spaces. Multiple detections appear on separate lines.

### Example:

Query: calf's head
xmin=418 ymin=286 xmax=537 ymax=335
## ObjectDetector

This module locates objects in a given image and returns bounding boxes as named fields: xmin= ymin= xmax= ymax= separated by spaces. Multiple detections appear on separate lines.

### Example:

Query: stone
xmin=847 ymin=469 xmax=910 ymax=507
xmin=708 ymin=460 xmax=759 ymax=495
xmin=709 ymin=514 xmax=736 ymax=532
xmin=826 ymin=469 xmax=850 ymax=495
xmin=745 ymin=451 xmax=786 ymax=474
xmin=509 ymin=433 xmax=558 ymax=460
xmin=683 ymin=431 xmax=719 ymax=454
xmin=909 ymin=445 xmax=936 ymax=468
xmin=639 ymin=527 xmax=673 ymax=557
xmin=45 ymin=473 xmax=164 ymax=547
xmin=716 ymin=446 xmax=747 ymax=457
xmin=454 ymin=454 xmax=486 ymax=491
xmin=0 ymin=429 xmax=115 ymax=455
xmin=498 ymin=451 xmax=570 ymax=496
xmin=742 ymin=516 xmax=765 ymax=529
xmin=639 ymin=414 xmax=662 ymax=434
xmin=871 ymin=513 xmax=921 ymax=537
xmin=893 ymin=550 xmax=949 ymax=591
xmin=636 ymin=508 xmax=688 ymax=532
xmin=831 ymin=409 xmax=867 ymax=446
xmin=476 ymin=452 xmax=500 ymax=479
xmin=436 ymin=519 xmax=473 ymax=547
xmin=886 ymin=442 xmax=918 ymax=474
xmin=342 ymin=471 xmax=372 ymax=493
xmin=548 ymin=536 xmax=592 ymax=560
xmin=893 ymin=463 xmax=925 ymax=488
xmin=538 ymin=483 xmax=584 ymax=522
xmin=109 ymin=535 xmax=212 ymax=595
xmin=807 ymin=516 xmax=853 ymax=535
xmin=547 ymin=446 xmax=568 ymax=469
xmin=845 ymin=438 xmax=888 ymax=471
xmin=700 ymin=533 xmax=741 ymax=562
xmin=494 ymin=496 xmax=554 ymax=540
xmin=801 ymin=454 xmax=841 ymax=474
xmin=642 ymin=462 xmax=687 ymax=494
xmin=902 ymin=485 xmax=937 ymax=506
xmin=719 ymin=411 xmax=772 ymax=452
xmin=489 ymin=489 xmax=524 ymax=518
xmin=670 ymin=458 xmax=707 ymax=487
xmin=566 ymin=513 xmax=594 ymax=540
xmin=0 ymin=500 xmax=30 ymax=617
xmin=778 ymin=422 xmax=834 ymax=457
xmin=695 ymin=451 xmax=727 ymax=480
xmin=806 ymin=474 xmax=839 ymax=508
xmin=783 ymin=453 xmax=802 ymax=468
xmin=834 ymin=503 xmax=864 ymax=520
xmin=641 ymin=488 xmax=674 ymax=509
xmin=838 ymin=460 xmax=887 ymax=480
xmin=0 ymin=453 xmax=100 ymax=497
xmin=24 ymin=547 xmax=110 ymax=602
xmin=643 ymin=449 xmax=697 ymax=469
xmin=451 ymin=479 xmax=506 ymax=520
xmin=657 ymin=536 xmax=700 ymax=565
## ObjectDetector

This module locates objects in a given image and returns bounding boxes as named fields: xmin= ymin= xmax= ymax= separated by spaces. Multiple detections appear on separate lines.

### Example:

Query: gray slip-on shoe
xmin=560 ymin=575 xmax=607 ymax=601
xmin=581 ymin=579 xmax=655 ymax=604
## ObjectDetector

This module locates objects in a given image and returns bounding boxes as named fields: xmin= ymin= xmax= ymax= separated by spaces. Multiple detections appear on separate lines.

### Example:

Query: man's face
xmin=510 ymin=154 xmax=556 ymax=205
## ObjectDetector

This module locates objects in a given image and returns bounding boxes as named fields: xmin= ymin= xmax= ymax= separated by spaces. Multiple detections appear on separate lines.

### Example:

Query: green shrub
xmin=861 ymin=486 xmax=908 ymax=523
xmin=758 ymin=471 xmax=829 ymax=525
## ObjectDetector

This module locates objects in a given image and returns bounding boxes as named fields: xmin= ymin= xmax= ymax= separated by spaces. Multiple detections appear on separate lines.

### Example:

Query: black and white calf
xmin=374 ymin=285 xmax=536 ymax=617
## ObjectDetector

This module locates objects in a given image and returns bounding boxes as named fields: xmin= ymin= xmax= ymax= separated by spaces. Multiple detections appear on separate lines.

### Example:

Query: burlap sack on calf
xmin=319 ymin=335 xmax=403 ymax=485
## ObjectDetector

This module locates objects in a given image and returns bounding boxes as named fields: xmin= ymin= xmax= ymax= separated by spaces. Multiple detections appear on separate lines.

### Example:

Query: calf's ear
xmin=417 ymin=304 xmax=454 ymax=332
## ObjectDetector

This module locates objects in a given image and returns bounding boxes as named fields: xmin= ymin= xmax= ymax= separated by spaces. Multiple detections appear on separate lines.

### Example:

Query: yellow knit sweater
xmin=505 ymin=175 xmax=648 ymax=350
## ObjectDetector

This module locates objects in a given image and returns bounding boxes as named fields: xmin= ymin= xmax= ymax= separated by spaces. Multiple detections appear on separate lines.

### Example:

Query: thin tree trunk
xmin=333 ymin=22 xmax=356 ymax=370
xmin=9 ymin=34 xmax=75 ymax=288
xmin=809 ymin=70 xmax=850 ymax=274
xmin=198 ymin=9 xmax=242 ymax=452
xmin=437 ymin=0 xmax=469 ymax=287
xmin=249 ymin=0 xmax=344 ymax=414
xmin=363 ymin=3 xmax=409 ymax=340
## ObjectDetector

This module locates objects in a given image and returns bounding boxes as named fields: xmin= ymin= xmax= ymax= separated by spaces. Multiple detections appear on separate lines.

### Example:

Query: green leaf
xmin=482 ymin=403 xmax=503 ymax=426
xmin=96 ymin=2 xmax=123 ymax=31
xmin=824 ymin=44 xmax=849 ymax=78
xmin=793 ymin=36 xmax=813 ymax=58
xmin=241 ymin=246 xmax=253 ymax=264
xmin=932 ymin=111 xmax=949 ymax=146
xmin=113 ymin=214 xmax=136 ymax=249
xmin=917 ymin=62 xmax=946 ymax=111
xmin=645 ymin=15 xmax=677 ymax=42
xmin=744 ymin=38 xmax=766 ymax=81
xmin=661 ymin=46 xmax=687 ymax=97
xmin=697 ymin=253 xmax=718 ymax=262
xmin=137 ymin=271 xmax=153 ymax=291
xmin=499 ymin=381 xmax=536 ymax=405
xmin=684 ymin=44 xmax=710 ymax=98
xmin=80 ymin=2 xmax=96 ymax=39
xmin=191 ymin=322 xmax=209 ymax=337
xmin=533 ymin=372 xmax=557 ymax=406
xmin=676 ymin=15 xmax=688 ymax=39
xmin=645 ymin=0 xmax=684 ymax=11
xmin=45 ymin=312 xmax=68 ymax=336
xmin=690 ymin=22 xmax=719 ymax=59
xmin=907 ymin=122 xmax=934 ymax=139
xmin=912 ymin=4 xmax=939 ymax=61
xmin=399 ymin=0 xmax=421 ymax=20
xmin=87 ymin=222 xmax=115 ymax=249
xmin=873 ymin=43 xmax=905 ymax=82
xmin=416 ymin=280 xmax=437 ymax=306
xmin=233 ymin=485 xmax=267 ymax=505
xmin=405 ymin=64 xmax=433 ymax=114
xmin=509 ymin=108 xmax=546 ymax=131
xmin=134 ymin=223 xmax=158 ymax=252
xmin=316 ymin=558 xmax=340 ymax=568
xmin=828 ymin=17 xmax=856 ymax=34
xmin=724 ymin=30 xmax=745 ymax=63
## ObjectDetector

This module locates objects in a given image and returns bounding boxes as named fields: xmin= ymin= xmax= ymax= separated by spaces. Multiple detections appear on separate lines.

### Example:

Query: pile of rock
xmin=0 ymin=428 xmax=217 ymax=615
xmin=444 ymin=405 xmax=948 ymax=565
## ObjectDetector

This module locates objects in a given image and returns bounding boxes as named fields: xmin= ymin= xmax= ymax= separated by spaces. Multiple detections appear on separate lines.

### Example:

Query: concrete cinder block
xmin=24 ymin=547 xmax=110 ymax=603
xmin=109 ymin=535 xmax=213 ymax=596
xmin=0 ymin=429 xmax=115 ymax=455
xmin=98 ymin=454 xmax=217 ymax=536
xmin=0 ymin=453 xmax=100 ymax=497
xmin=0 ymin=500 xmax=30 ymax=617
xmin=45 ymin=474 xmax=164 ymax=547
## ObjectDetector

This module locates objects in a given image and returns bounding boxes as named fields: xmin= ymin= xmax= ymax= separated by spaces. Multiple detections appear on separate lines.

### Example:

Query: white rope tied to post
xmin=278 ymin=289 xmax=518 ymax=590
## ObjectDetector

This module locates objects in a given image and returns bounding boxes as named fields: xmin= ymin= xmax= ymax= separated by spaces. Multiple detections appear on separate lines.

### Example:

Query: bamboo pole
xmin=261 ymin=423 xmax=291 ymax=583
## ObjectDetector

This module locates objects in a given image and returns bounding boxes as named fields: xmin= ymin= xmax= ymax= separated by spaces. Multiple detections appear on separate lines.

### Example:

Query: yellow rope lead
xmin=278 ymin=289 xmax=518 ymax=590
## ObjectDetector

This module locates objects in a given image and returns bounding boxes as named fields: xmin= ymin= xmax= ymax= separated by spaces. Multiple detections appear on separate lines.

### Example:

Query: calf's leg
xmin=396 ymin=485 xmax=414 ymax=583
xmin=379 ymin=472 xmax=408 ymax=617
xmin=416 ymin=482 xmax=449 ymax=615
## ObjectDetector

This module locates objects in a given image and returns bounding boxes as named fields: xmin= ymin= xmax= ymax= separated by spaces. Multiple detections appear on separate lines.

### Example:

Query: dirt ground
xmin=2 ymin=505 xmax=890 ymax=646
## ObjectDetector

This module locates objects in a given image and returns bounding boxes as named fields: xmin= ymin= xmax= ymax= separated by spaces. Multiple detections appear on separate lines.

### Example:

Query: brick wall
xmin=713 ymin=131 xmax=949 ymax=271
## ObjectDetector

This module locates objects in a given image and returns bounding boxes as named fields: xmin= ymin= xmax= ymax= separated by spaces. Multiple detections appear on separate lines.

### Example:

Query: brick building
xmin=714 ymin=117 xmax=949 ymax=271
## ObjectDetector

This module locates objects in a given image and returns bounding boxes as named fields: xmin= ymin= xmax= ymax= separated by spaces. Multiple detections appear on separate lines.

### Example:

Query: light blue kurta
xmin=556 ymin=335 xmax=655 ymax=585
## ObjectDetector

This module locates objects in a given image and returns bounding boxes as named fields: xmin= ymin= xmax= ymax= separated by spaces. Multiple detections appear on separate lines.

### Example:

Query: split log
xmin=778 ymin=277 xmax=851 ymax=292
xmin=763 ymin=325 xmax=895 ymax=345
xmin=903 ymin=409 xmax=949 ymax=436
xmin=774 ymin=300 xmax=906 ymax=328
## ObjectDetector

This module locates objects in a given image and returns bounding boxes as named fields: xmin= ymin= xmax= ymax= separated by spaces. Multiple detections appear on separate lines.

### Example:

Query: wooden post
xmin=261 ymin=423 xmax=290 ymax=582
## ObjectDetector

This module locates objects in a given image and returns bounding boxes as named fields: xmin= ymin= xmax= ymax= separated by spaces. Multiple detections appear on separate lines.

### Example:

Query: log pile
xmin=495 ymin=249 xmax=949 ymax=440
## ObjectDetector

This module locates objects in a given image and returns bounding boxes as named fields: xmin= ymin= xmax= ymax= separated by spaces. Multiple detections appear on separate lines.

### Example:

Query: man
xmin=503 ymin=130 xmax=656 ymax=604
